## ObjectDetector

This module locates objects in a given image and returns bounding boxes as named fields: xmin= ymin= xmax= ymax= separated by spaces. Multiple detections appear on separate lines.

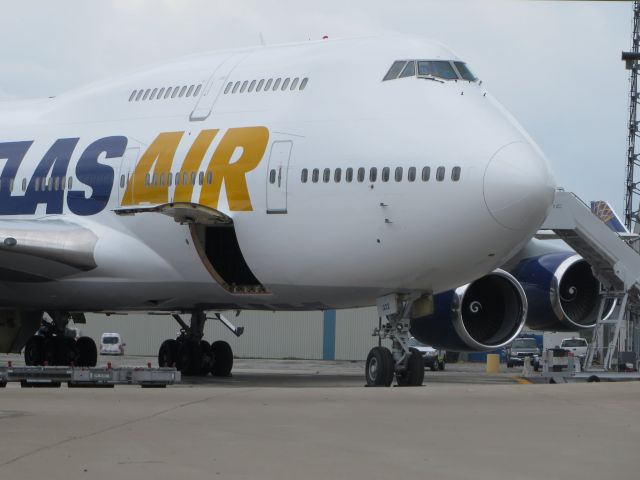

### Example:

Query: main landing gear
xmin=23 ymin=312 xmax=97 ymax=367
xmin=157 ymin=312 xmax=243 ymax=377
xmin=366 ymin=296 xmax=425 ymax=387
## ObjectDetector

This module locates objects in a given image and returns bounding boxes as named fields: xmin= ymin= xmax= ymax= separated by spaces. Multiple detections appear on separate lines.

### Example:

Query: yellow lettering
xmin=199 ymin=127 xmax=269 ymax=211
xmin=173 ymin=129 xmax=219 ymax=202
xmin=121 ymin=131 xmax=184 ymax=205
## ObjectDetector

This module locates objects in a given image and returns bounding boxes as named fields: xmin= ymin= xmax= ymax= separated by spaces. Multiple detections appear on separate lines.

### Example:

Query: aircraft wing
xmin=0 ymin=219 xmax=98 ymax=282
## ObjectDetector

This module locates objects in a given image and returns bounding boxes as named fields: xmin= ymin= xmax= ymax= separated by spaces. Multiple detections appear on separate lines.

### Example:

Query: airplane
xmin=0 ymin=35 xmax=601 ymax=386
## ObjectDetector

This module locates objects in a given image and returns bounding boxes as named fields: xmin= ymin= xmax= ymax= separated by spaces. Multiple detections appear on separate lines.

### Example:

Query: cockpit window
xmin=399 ymin=60 xmax=415 ymax=78
xmin=417 ymin=61 xmax=458 ymax=80
xmin=383 ymin=59 xmax=478 ymax=82
xmin=454 ymin=62 xmax=477 ymax=81
xmin=383 ymin=61 xmax=407 ymax=81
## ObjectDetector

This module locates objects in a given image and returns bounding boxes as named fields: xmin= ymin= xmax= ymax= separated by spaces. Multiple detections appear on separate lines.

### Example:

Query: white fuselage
xmin=0 ymin=36 xmax=555 ymax=312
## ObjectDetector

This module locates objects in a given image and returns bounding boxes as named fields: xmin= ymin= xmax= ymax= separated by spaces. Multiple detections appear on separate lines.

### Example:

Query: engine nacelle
xmin=410 ymin=269 xmax=527 ymax=352
xmin=511 ymin=253 xmax=603 ymax=331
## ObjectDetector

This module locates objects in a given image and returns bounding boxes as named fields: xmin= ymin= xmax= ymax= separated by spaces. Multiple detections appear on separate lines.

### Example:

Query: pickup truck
xmin=506 ymin=337 xmax=541 ymax=370
xmin=560 ymin=337 xmax=588 ymax=359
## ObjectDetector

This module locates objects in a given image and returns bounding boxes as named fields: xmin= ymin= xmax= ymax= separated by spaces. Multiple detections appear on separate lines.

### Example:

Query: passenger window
xmin=395 ymin=167 xmax=403 ymax=182
xmin=299 ymin=78 xmax=309 ymax=90
xmin=150 ymin=88 xmax=158 ymax=100
xmin=383 ymin=61 xmax=406 ymax=81
xmin=207 ymin=171 xmax=212 ymax=184
xmin=290 ymin=78 xmax=299 ymax=90
xmin=21 ymin=178 xmax=26 ymax=192
xmin=135 ymin=90 xmax=144 ymax=101
xmin=265 ymin=79 xmax=273 ymax=91
xmin=142 ymin=89 xmax=151 ymax=100
xmin=240 ymin=81 xmax=248 ymax=93
xmin=54 ymin=176 xmax=60 ymax=191
xmin=152 ymin=173 xmax=158 ymax=186
xmin=281 ymin=78 xmax=290 ymax=90
xmin=157 ymin=87 xmax=165 ymax=99
xmin=312 ymin=168 xmax=319 ymax=183
xmin=68 ymin=177 xmax=73 ymax=189
xmin=10 ymin=178 xmax=14 ymax=192
xmin=198 ymin=171 xmax=204 ymax=185
xmin=382 ymin=167 xmax=390 ymax=182
xmin=129 ymin=90 xmax=137 ymax=102
xmin=408 ymin=166 xmax=416 ymax=182
xmin=248 ymin=80 xmax=256 ymax=92
xmin=269 ymin=169 xmax=276 ymax=184
xmin=224 ymin=82 xmax=233 ymax=94
xmin=168 ymin=172 xmax=173 ymax=186
xmin=422 ymin=166 xmax=431 ymax=181
xmin=194 ymin=85 xmax=202 ymax=96
xmin=301 ymin=168 xmax=308 ymax=183
xmin=370 ymin=167 xmax=377 ymax=182
xmin=48 ymin=178 xmax=53 ymax=191
xmin=160 ymin=173 xmax=165 ymax=186
xmin=257 ymin=79 xmax=265 ymax=92
xmin=186 ymin=85 xmax=194 ymax=97
xmin=273 ymin=78 xmax=282 ymax=91
xmin=323 ymin=168 xmax=330 ymax=183
xmin=174 ymin=173 xmax=180 ymax=186
xmin=120 ymin=175 xmax=125 ymax=188
xmin=399 ymin=61 xmax=415 ymax=78
xmin=62 ymin=176 xmax=67 ymax=190
xmin=171 ymin=86 xmax=180 ymax=98
xmin=191 ymin=172 xmax=196 ymax=185
xmin=346 ymin=168 xmax=353 ymax=183
xmin=232 ymin=82 xmax=240 ymax=94
xmin=145 ymin=174 xmax=150 ymax=186
xmin=334 ymin=168 xmax=342 ymax=183
xmin=164 ymin=87 xmax=173 ymax=99
xmin=34 ymin=178 xmax=40 ymax=192
xmin=357 ymin=167 xmax=365 ymax=182
xmin=179 ymin=86 xmax=188 ymax=97
xmin=183 ymin=172 xmax=189 ymax=185
xmin=452 ymin=166 xmax=461 ymax=181
xmin=436 ymin=166 xmax=445 ymax=181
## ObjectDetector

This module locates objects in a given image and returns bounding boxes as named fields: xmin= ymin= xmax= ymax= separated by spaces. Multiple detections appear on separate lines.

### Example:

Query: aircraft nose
xmin=483 ymin=141 xmax=556 ymax=231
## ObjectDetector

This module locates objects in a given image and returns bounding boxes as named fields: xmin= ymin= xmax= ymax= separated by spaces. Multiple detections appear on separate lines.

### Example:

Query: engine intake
xmin=410 ymin=269 xmax=527 ymax=351
xmin=512 ymin=253 xmax=605 ymax=331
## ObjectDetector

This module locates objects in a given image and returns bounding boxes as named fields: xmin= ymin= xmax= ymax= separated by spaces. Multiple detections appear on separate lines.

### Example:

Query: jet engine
xmin=410 ymin=269 xmax=527 ymax=351
xmin=511 ymin=252 xmax=605 ymax=331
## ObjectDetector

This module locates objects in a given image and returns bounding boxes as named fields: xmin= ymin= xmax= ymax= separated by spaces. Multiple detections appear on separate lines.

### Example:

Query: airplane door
xmin=266 ymin=141 xmax=292 ymax=214
xmin=118 ymin=147 xmax=139 ymax=205
xmin=190 ymin=53 xmax=248 ymax=121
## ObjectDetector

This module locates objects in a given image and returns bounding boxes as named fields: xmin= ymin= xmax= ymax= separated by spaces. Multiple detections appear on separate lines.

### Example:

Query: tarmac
xmin=1 ymin=354 xmax=639 ymax=479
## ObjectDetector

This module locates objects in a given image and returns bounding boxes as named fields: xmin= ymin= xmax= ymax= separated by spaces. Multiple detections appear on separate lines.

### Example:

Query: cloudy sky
xmin=0 ymin=0 xmax=632 ymax=216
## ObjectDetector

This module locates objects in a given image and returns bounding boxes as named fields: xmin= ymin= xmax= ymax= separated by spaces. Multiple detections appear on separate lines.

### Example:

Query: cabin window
xmin=273 ymin=78 xmax=282 ymax=91
xmin=399 ymin=61 xmax=415 ymax=78
xmin=334 ymin=168 xmax=342 ymax=183
xmin=179 ymin=86 xmax=188 ymax=97
xmin=150 ymin=88 xmax=158 ymax=100
xmin=346 ymin=168 xmax=353 ymax=183
xmin=172 ymin=87 xmax=180 ymax=98
xmin=34 ymin=178 xmax=40 ymax=192
xmin=160 ymin=173 xmax=165 ymax=186
xmin=248 ymin=80 xmax=257 ymax=92
xmin=129 ymin=90 xmax=137 ymax=102
xmin=452 ymin=166 xmax=461 ymax=181
xmin=436 ymin=166 xmax=445 ymax=181
xmin=265 ymin=79 xmax=273 ymax=91
xmin=357 ymin=167 xmax=365 ymax=182
xmin=168 ymin=172 xmax=173 ymax=186
xmin=422 ymin=166 xmax=431 ymax=182
xmin=281 ymin=78 xmax=290 ymax=91
xmin=257 ymin=79 xmax=265 ymax=92
xmin=207 ymin=171 xmax=213 ymax=185
xmin=194 ymin=84 xmax=202 ymax=96
xmin=224 ymin=82 xmax=233 ymax=94
xmin=408 ymin=166 xmax=416 ymax=182
xmin=312 ymin=168 xmax=319 ymax=183
xmin=323 ymin=168 xmax=330 ymax=183
xmin=142 ymin=89 xmax=151 ymax=100
xmin=269 ymin=169 xmax=277 ymax=184
xmin=240 ymin=81 xmax=248 ymax=93
xmin=395 ymin=167 xmax=403 ymax=182
xmin=299 ymin=77 xmax=309 ymax=90
xmin=301 ymin=168 xmax=308 ymax=183
xmin=191 ymin=172 xmax=196 ymax=185
xmin=164 ymin=87 xmax=173 ymax=99
xmin=152 ymin=173 xmax=158 ymax=186
xmin=157 ymin=87 xmax=165 ymax=99
xmin=382 ymin=167 xmax=390 ymax=182
xmin=453 ymin=62 xmax=477 ymax=82
xmin=68 ymin=177 xmax=73 ymax=189
xmin=370 ymin=167 xmax=377 ymax=182
xmin=290 ymin=78 xmax=299 ymax=90
xmin=198 ymin=171 xmax=204 ymax=185
xmin=383 ymin=61 xmax=406 ymax=81
xmin=135 ymin=90 xmax=144 ymax=101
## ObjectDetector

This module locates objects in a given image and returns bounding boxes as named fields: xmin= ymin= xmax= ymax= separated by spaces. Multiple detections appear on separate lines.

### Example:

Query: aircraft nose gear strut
xmin=367 ymin=295 xmax=426 ymax=387
xmin=157 ymin=311 xmax=238 ymax=377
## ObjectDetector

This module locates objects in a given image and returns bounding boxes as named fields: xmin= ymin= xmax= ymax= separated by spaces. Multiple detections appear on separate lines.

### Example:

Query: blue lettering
xmin=68 ymin=136 xmax=126 ymax=216
xmin=0 ymin=141 xmax=33 ymax=214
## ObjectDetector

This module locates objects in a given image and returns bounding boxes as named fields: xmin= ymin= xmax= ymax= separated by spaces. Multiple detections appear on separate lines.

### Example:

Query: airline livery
xmin=0 ymin=36 xmax=600 ymax=386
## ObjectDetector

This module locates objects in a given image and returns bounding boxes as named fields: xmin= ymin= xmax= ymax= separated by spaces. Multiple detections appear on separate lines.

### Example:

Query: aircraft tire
xmin=24 ymin=335 xmax=45 ymax=366
xmin=158 ymin=339 xmax=178 ymax=368
xmin=76 ymin=336 xmax=97 ymax=367
xmin=210 ymin=340 xmax=233 ymax=377
xmin=177 ymin=340 xmax=201 ymax=376
xmin=396 ymin=349 xmax=424 ymax=386
xmin=199 ymin=340 xmax=212 ymax=376
xmin=365 ymin=346 xmax=393 ymax=387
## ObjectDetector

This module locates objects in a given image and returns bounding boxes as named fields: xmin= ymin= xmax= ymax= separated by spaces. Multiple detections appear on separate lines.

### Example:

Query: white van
xmin=100 ymin=333 xmax=125 ymax=355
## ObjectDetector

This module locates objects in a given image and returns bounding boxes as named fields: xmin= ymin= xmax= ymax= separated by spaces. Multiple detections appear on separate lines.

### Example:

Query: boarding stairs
xmin=539 ymin=190 xmax=640 ymax=370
